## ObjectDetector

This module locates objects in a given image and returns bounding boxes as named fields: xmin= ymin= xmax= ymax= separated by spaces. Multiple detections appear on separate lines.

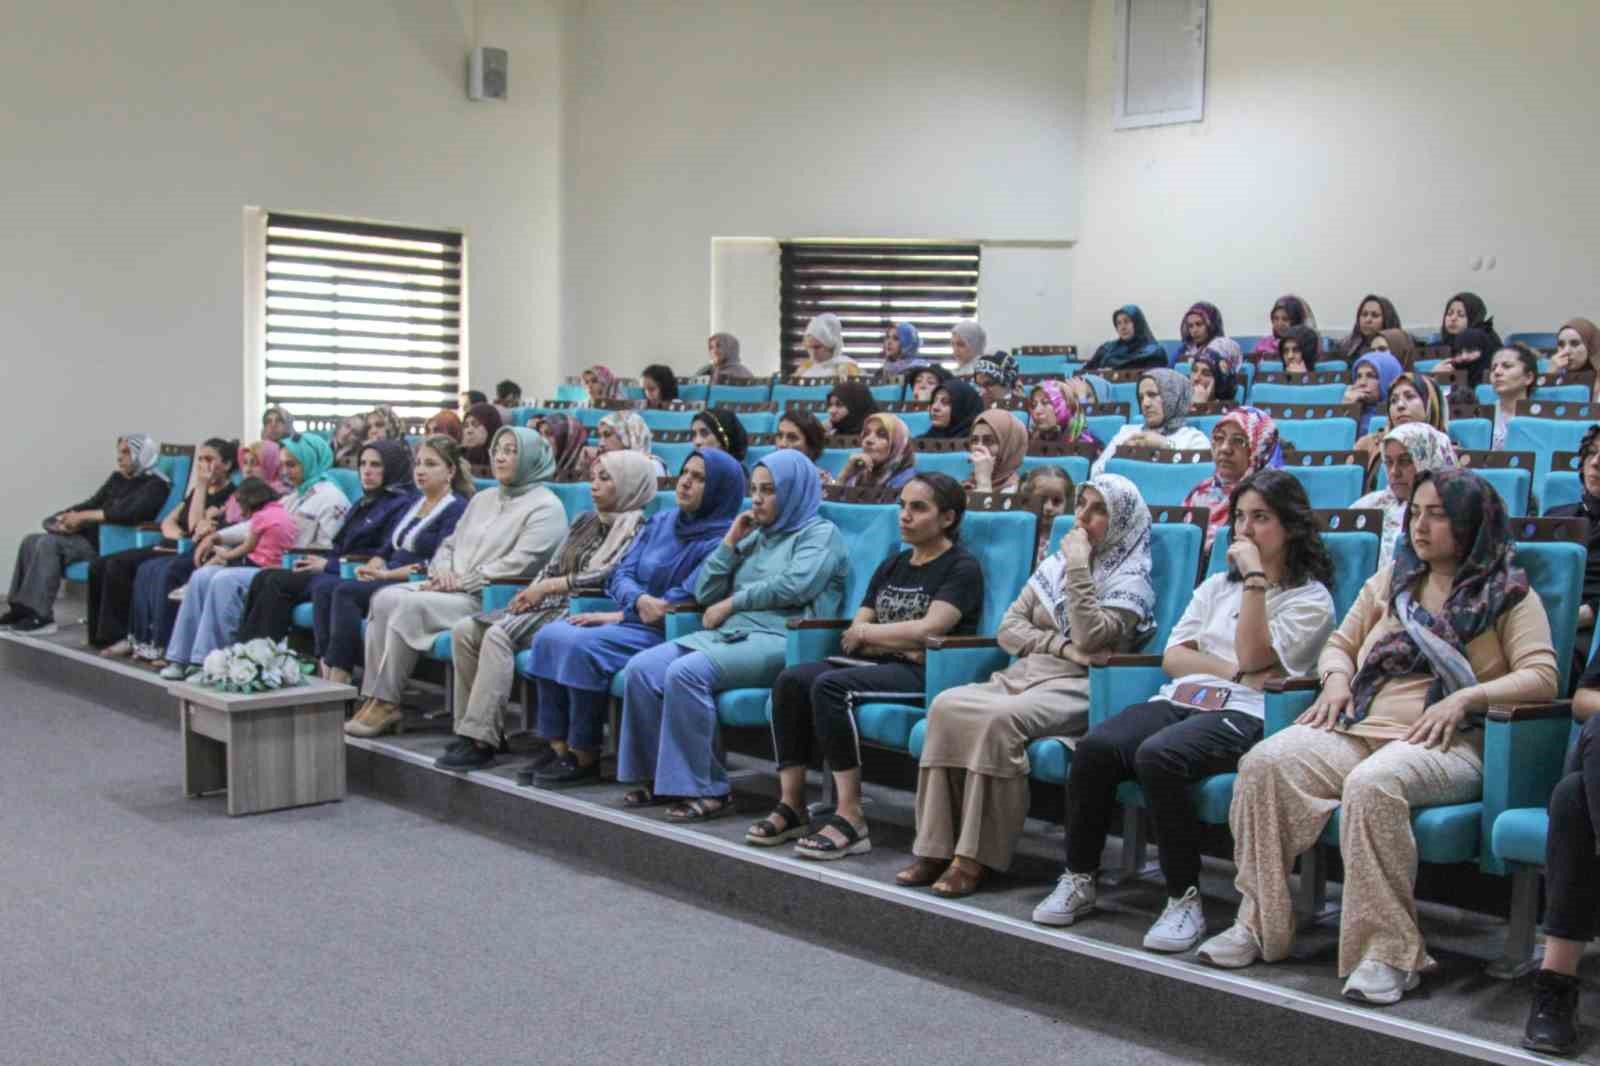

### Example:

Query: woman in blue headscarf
xmin=601 ymin=450 xmax=849 ymax=816
xmin=1346 ymin=350 xmax=1405 ymax=436
xmin=515 ymin=448 xmax=746 ymax=780
xmin=880 ymin=322 xmax=927 ymax=379
xmin=1085 ymin=305 xmax=1168 ymax=372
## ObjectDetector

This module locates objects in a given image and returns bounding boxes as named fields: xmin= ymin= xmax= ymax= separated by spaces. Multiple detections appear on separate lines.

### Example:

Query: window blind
xmin=263 ymin=212 xmax=464 ymax=418
xmin=779 ymin=242 xmax=980 ymax=376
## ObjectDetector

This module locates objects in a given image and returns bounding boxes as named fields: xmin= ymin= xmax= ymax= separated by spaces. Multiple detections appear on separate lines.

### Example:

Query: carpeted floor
xmin=0 ymin=670 xmax=1237 ymax=1066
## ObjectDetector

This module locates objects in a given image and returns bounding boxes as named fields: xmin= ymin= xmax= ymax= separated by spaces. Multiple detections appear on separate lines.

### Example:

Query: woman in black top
xmin=752 ymin=473 xmax=985 ymax=861
xmin=1544 ymin=424 xmax=1600 ymax=691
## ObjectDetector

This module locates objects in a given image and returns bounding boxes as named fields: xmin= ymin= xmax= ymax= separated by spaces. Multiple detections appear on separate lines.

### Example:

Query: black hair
xmin=692 ymin=408 xmax=749 ymax=461
xmin=232 ymin=476 xmax=279 ymax=517
xmin=495 ymin=379 xmax=521 ymax=401
xmin=908 ymin=472 xmax=967 ymax=541
xmin=1023 ymin=464 xmax=1073 ymax=497
xmin=463 ymin=389 xmax=487 ymax=405
xmin=202 ymin=437 xmax=239 ymax=471
xmin=640 ymin=364 xmax=679 ymax=405
xmin=1281 ymin=326 xmax=1321 ymax=371
xmin=1500 ymin=342 xmax=1540 ymax=387
xmin=1578 ymin=424 xmax=1600 ymax=469
xmin=777 ymin=410 xmax=826 ymax=461
xmin=1227 ymin=468 xmax=1334 ymax=589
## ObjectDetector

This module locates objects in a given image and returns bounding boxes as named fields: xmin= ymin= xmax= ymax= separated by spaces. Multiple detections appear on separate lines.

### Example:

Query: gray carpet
xmin=0 ymin=671 xmax=1233 ymax=1066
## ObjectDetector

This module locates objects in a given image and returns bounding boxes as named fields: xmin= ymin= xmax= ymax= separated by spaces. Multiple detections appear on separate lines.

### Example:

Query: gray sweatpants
xmin=8 ymin=532 xmax=96 ymax=620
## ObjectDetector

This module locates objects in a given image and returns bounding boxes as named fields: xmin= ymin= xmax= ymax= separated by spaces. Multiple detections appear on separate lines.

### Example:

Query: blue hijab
xmin=674 ymin=448 xmax=745 ymax=540
xmin=753 ymin=449 xmax=823 ymax=539
xmin=895 ymin=322 xmax=921 ymax=359
xmin=1352 ymin=350 xmax=1405 ymax=435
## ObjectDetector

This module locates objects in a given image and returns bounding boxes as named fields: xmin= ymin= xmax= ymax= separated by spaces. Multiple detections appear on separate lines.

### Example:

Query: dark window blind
xmin=264 ymin=213 xmax=463 ymax=418
xmin=779 ymin=242 xmax=980 ymax=375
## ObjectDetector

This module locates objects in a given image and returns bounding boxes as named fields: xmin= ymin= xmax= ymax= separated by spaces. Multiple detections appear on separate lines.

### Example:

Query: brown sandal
xmin=895 ymin=857 xmax=948 ymax=887
xmin=931 ymin=862 xmax=985 ymax=899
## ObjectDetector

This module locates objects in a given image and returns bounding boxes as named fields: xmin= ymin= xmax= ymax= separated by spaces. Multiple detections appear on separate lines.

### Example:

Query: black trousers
xmin=236 ymin=568 xmax=322 ymax=643
xmin=1064 ymin=699 xmax=1263 ymax=897
xmin=88 ymin=546 xmax=167 ymax=646
xmin=1543 ymin=715 xmax=1600 ymax=941
xmin=768 ymin=660 xmax=924 ymax=773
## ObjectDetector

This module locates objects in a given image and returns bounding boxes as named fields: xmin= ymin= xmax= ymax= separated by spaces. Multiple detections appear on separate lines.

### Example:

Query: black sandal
xmin=665 ymin=795 xmax=735 ymax=822
xmin=622 ymin=786 xmax=667 ymax=809
xmin=745 ymin=802 xmax=809 ymax=847
xmin=794 ymin=814 xmax=871 ymax=861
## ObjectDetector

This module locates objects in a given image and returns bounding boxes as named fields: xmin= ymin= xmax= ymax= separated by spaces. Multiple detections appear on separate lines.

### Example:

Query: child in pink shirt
xmin=203 ymin=479 xmax=298 ymax=568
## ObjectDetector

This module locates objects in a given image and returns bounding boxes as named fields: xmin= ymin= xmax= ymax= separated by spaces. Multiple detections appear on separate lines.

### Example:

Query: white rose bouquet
xmin=195 ymin=638 xmax=309 ymax=694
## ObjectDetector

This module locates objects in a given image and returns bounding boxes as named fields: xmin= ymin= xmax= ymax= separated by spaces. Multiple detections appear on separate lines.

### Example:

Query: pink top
xmin=246 ymin=500 xmax=299 ymax=567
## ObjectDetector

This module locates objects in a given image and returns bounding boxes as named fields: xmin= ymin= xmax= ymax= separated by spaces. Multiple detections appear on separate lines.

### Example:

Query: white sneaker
xmin=1196 ymin=923 xmax=1261 ymax=969
xmin=1143 ymin=886 xmax=1207 ymax=953
xmin=1032 ymin=871 xmax=1097 ymax=927
xmin=167 ymin=586 xmax=186 ymax=603
xmin=1342 ymin=959 xmax=1419 ymax=1005
xmin=159 ymin=663 xmax=188 ymax=680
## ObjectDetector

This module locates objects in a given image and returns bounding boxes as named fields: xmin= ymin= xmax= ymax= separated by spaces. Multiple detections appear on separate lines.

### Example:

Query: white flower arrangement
xmin=196 ymin=638 xmax=308 ymax=694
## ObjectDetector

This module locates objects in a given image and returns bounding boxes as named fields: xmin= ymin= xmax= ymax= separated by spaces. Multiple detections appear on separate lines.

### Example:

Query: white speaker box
xmin=468 ymin=46 xmax=508 ymax=101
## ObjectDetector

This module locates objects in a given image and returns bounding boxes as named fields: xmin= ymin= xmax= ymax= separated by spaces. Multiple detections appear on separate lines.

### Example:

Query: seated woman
xmin=1182 ymin=407 xmax=1284 ymax=551
xmin=640 ymin=363 xmax=679 ymax=408
xmin=1352 ymin=424 xmax=1457 ymax=567
xmin=582 ymin=365 xmax=620 ymax=406
xmin=1178 ymin=302 xmax=1226 ymax=362
xmin=615 ymin=451 xmax=849 ymax=812
xmin=973 ymin=352 xmax=1021 ymax=405
xmin=697 ymin=332 xmax=755 ymax=383
xmin=365 ymin=405 xmax=403 ymax=443
xmin=1429 ymin=326 xmax=1498 ymax=391
xmin=824 ymin=381 xmax=879 ymax=437
xmin=1021 ymin=465 xmax=1075 ymax=565
xmin=345 ymin=427 xmax=568 ymax=738
xmin=535 ymin=413 xmax=590 ymax=479
xmin=598 ymin=410 xmax=669 ymax=477
xmin=1090 ymin=368 xmax=1208 ymax=477
xmin=1199 ymin=469 xmax=1558 ymax=1005
xmin=517 ymin=449 xmax=744 ymax=782
xmin=1436 ymin=291 xmax=1500 ymax=357
xmin=1352 ymin=370 xmax=1447 ymax=478
xmin=92 ymin=438 xmax=238 ymax=654
xmin=966 ymin=410 xmax=1028 ymax=494
xmin=1066 ymin=373 xmax=1113 ymax=407
xmin=462 ymin=402 xmax=504 ymax=467
xmin=908 ymin=364 xmax=952 ymax=403
xmin=793 ymin=313 xmax=860 ymax=380
xmin=879 ymin=321 xmax=926 ymax=379
xmin=333 ymin=414 xmax=369 ymax=468
xmin=1033 ymin=469 xmax=1336 ymax=952
xmin=232 ymin=439 xmax=418 ymax=645
xmin=1278 ymin=325 xmax=1321 ymax=374
xmin=1251 ymin=294 xmax=1317 ymax=358
xmin=774 ymin=410 xmax=830 ymax=483
xmin=901 ymin=474 xmax=1154 ymax=896
xmin=423 ymin=410 xmax=462 ymax=442
xmin=1084 ymin=305 xmax=1167 ymax=372
xmin=1343 ymin=350 xmax=1404 ymax=436
xmin=839 ymin=413 xmax=917 ymax=491
xmin=753 ymin=473 xmax=984 ymax=857
xmin=438 ymin=450 xmax=656 ymax=771
xmin=949 ymin=319 xmax=986 ymax=378
xmin=1187 ymin=343 xmax=1240 ymax=406
xmin=1488 ymin=343 xmax=1540 ymax=448
xmin=1028 ymin=380 xmax=1098 ymax=445
xmin=1340 ymin=295 xmax=1402 ymax=361
xmin=1550 ymin=318 xmax=1600 ymax=399
xmin=314 ymin=436 xmax=472 ymax=686
xmin=159 ymin=434 xmax=351 ymax=676
xmin=1544 ymin=424 xmax=1600 ymax=682
xmin=690 ymin=408 xmax=749 ymax=464
xmin=261 ymin=406 xmax=295 ymax=443
xmin=919 ymin=380 xmax=983 ymax=440
xmin=3 ymin=434 xmax=169 ymax=635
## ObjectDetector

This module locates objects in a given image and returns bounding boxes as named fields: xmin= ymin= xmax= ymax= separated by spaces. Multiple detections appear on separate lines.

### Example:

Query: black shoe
xmin=434 ymin=741 xmax=496 ymax=772
xmin=533 ymin=752 xmax=600 ymax=789
xmin=440 ymin=736 xmax=475 ymax=757
xmin=11 ymin=614 xmax=57 ymax=635
xmin=0 ymin=606 xmax=28 ymax=627
xmin=513 ymin=746 xmax=560 ymax=786
xmin=1525 ymin=969 xmax=1581 ymax=1056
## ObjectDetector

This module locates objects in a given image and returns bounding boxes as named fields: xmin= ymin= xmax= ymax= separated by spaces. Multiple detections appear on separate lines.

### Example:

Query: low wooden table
xmin=170 ymin=677 xmax=357 ymax=816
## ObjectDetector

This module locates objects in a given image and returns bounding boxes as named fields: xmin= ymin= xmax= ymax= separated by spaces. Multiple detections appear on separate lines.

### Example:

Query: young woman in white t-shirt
xmin=1031 ymin=468 xmax=1337 ymax=953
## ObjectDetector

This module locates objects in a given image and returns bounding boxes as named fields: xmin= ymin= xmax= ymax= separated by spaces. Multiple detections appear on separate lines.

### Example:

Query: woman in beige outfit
xmin=1198 ymin=468 xmax=1558 ymax=1006
xmin=898 ymin=473 xmax=1157 ymax=897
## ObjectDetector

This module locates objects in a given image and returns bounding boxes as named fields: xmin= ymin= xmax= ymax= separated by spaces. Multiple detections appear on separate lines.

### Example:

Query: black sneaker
xmin=0 ymin=606 xmax=28 ymax=627
xmin=434 ymin=741 xmax=496 ymax=772
xmin=513 ymin=746 xmax=560 ymax=786
xmin=533 ymin=752 xmax=600 ymax=789
xmin=11 ymin=615 xmax=57 ymax=636
xmin=1524 ymin=969 xmax=1581 ymax=1056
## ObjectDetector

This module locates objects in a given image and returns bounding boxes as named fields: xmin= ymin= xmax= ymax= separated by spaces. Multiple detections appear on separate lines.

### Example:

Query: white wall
xmin=1067 ymin=0 xmax=1600 ymax=349
xmin=561 ymin=0 xmax=1090 ymax=378
xmin=0 ymin=0 xmax=567 ymax=572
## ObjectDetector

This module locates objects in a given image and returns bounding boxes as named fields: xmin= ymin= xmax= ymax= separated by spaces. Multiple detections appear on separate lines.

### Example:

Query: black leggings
xmin=1543 ymin=715 xmax=1600 ymax=941
xmin=88 ymin=546 xmax=167 ymax=646
xmin=236 ymin=568 xmax=323 ymax=643
xmin=768 ymin=660 xmax=924 ymax=773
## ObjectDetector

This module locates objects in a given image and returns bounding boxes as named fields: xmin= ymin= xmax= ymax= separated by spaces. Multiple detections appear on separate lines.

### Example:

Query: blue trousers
xmin=312 ymin=576 xmax=402 ymax=668
xmin=166 ymin=566 xmax=259 ymax=665
xmin=534 ymin=677 xmax=609 ymax=750
xmin=618 ymin=642 xmax=729 ymax=798
xmin=130 ymin=554 xmax=196 ymax=650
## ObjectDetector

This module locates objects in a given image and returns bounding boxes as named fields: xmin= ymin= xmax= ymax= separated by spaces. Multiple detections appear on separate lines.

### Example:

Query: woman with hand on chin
xmin=1351 ymin=368 xmax=1446 ymax=478
xmin=965 ymin=410 xmax=1029 ymax=494
xmin=1187 ymin=344 xmax=1239 ymax=406
xmin=1199 ymin=469 xmax=1557 ymax=1008
xmin=1549 ymin=319 xmax=1600 ymax=400
xmin=1342 ymin=350 xmax=1404 ymax=436
xmin=839 ymin=413 xmax=918 ymax=491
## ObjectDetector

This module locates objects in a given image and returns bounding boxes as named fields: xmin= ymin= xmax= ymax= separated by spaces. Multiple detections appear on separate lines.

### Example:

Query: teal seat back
xmin=507 ymin=405 xmax=538 ymax=427
xmin=913 ymin=451 xmax=972 ymax=480
xmin=708 ymin=384 xmax=771 ymax=406
xmin=574 ymin=408 xmax=607 ymax=429
xmin=1544 ymin=472 xmax=1582 ymax=512
xmin=1046 ymin=514 xmax=1201 ymax=651
xmin=898 ymin=412 xmax=933 ymax=436
xmin=548 ymin=481 xmax=594 ymax=521
xmin=1187 ymin=413 xmax=1225 ymax=438
xmin=1512 ymin=540 xmax=1586 ymax=693
xmin=959 ymin=511 xmax=1040 ymax=633
xmin=1106 ymin=380 xmax=1140 ymax=405
xmin=1105 ymin=458 xmax=1207 ymax=507
xmin=1015 ymin=354 xmax=1072 ymax=375
xmin=620 ymin=385 xmax=647 ymax=401
xmin=644 ymin=489 xmax=679 ymax=517
xmin=654 ymin=441 xmax=695 ymax=473
xmin=1508 ymin=332 xmax=1559 ymax=350
xmin=1207 ymin=524 xmax=1378 ymax=620
xmin=1476 ymin=383 xmax=1591 ymax=405
xmin=1275 ymin=418 xmax=1357 ymax=451
xmin=1256 ymin=359 xmax=1283 ymax=373
xmin=1020 ymin=454 xmax=1090 ymax=483
xmin=819 ymin=502 xmax=901 ymax=609
xmin=819 ymin=448 xmax=855 ymax=477
xmin=640 ymin=409 xmax=698 ymax=433
xmin=868 ymin=384 xmax=904 ymax=404
xmin=327 ymin=468 xmax=363 ymax=503
xmin=772 ymin=384 xmax=833 ymax=406
xmin=733 ymin=411 xmax=776 ymax=436
xmin=678 ymin=383 xmax=710 ymax=404
xmin=1375 ymin=463 xmax=1530 ymax=516
xmin=473 ymin=477 xmax=497 ymax=493
xmin=1507 ymin=416 xmax=1595 ymax=506
xmin=157 ymin=454 xmax=191 ymax=519
xmin=1250 ymin=383 xmax=1351 ymax=406
xmin=1283 ymin=465 xmax=1363 ymax=510
xmin=1447 ymin=419 xmax=1491 ymax=450
xmin=554 ymin=384 xmax=587 ymax=402
xmin=744 ymin=444 xmax=778 ymax=473
xmin=1085 ymin=414 xmax=1127 ymax=442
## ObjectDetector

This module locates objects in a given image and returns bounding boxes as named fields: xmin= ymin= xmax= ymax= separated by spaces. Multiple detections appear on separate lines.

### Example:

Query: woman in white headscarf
xmin=950 ymin=319 xmax=987 ymax=377
xmin=1351 ymin=423 xmax=1458 ymax=567
xmin=792 ymin=313 xmax=860 ymax=380
xmin=899 ymin=473 xmax=1157 ymax=897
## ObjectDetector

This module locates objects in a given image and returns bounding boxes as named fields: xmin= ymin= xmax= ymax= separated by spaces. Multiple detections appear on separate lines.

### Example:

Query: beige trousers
xmin=1231 ymin=724 xmax=1483 ymax=976
xmin=451 ymin=616 xmax=520 ymax=746
xmin=913 ymin=766 xmax=1032 ymax=871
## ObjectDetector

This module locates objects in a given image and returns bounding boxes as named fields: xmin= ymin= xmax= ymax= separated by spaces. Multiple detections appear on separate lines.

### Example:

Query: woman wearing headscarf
xmin=1200 ymin=469 xmax=1559 ymax=1005
xmin=596 ymin=410 xmax=668 ymax=476
xmin=1182 ymin=407 xmax=1285 ymax=550
xmin=1438 ymin=292 xmax=1500 ymax=356
xmin=1551 ymin=318 xmax=1600 ymax=400
xmin=1430 ymin=326 xmax=1498 ymax=390
xmin=518 ymin=449 xmax=744 ymax=783
xmin=437 ymin=449 xmax=658 ymax=771
xmin=920 ymin=379 xmax=984 ymax=440
xmin=908 ymin=364 xmax=953 ymax=403
xmin=333 ymin=414 xmax=370 ymax=468
xmin=697 ymin=332 xmax=756 ymax=383
xmin=261 ymin=406 xmax=295 ymax=443
xmin=1278 ymin=325 xmax=1322 ymax=374
xmin=345 ymin=426 xmax=568 ymax=738
xmin=613 ymin=450 xmax=849 ymax=811
xmin=1544 ymin=424 xmax=1600 ymax=679
xmin=966 ymin=410 xmax=1029 ymax=494
xmin=949 ymin=319 xmax=987 ymax=378
xmin=1341 ymin=295 xmax=1402 ymax=360
xmin=839 ymin=412 xmax=917 ymax=491
xmin=462 ymin=402 xmax=504 ymax=467
xmin=1090 ymin=368 xmax=1209 ymax=477
xmin=1178 ymin=302 xmax=1227 ymax=361
xmin=423 ymin=410 xmax=462 ymax=443
xmin=880 ymin=322 xmax=926 ymax=378
xmin=824 ymin=381 xmax=879 ymax=437
xmin=793 ymin=313 xmax=860 ymax=380
xmin=224 ymin=440 xmax=287 ymax=523
xmin=639 ymin=364 xmax=679 ymax=408
xmin=1028 ymin=380 xmax=1099 ymax=445
xmin=1084 ymin=305 xmax=1167 ymax=372
xmin=972 ymin=352 xmax=1022 ymax=405
xmin=900 ymin=474 xmax=1157 ymax=897
xmin=232 ymin=438 xmax=419 ymax=644
xmin=1188 ymin=344 xmax=1240 ymax=405
xmin=365 ymin=405 xmax=404 ymax=444
xmin=1067 ymin=372 xmax=1114 ymax=407
xmin=3 ymin=434 xmax=170 ymax=635
xmin=1252 ymin=294 xmax=1318 ymax=357
xmin=1353 ymin=424 xmax=1459 ymax=567
xmin=536 ymin=413 xmax=591 ymax=480
xmin=690 ymin=407 xmax=749 ymax=463
xmin=581 ymin=365 xmax=621 ymax=406
xmin=1344 ymin=350 xmax=1405 ymax=436
xmin=1353 ymin=367 xmax=1447 ymax=481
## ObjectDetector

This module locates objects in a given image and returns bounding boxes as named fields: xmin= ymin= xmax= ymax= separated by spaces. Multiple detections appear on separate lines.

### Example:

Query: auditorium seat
xmin=708 ymin=383 xmax=772 ymax=407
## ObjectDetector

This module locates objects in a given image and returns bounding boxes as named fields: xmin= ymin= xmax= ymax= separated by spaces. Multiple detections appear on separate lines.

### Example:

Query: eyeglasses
xmin=1212 ymin=434 xmax=1250 ymax=451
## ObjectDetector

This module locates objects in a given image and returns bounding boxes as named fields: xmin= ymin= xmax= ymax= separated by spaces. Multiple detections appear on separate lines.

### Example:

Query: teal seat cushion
xmin=908 ymin=718 xmax=927 ymax=761
xmin=715 ymin=688 xmax=770 ymax=728
xmin=1116 ymin=773 xmax=1234 ymax=824
xmin=1027 ymin=737 xmax=1072 ymax=786
xmin=855 ymin=700 xmax=924 ymax=750
xmin=1492 ymin=807 xmax=1549 ymax=867
xmin=428 ymin=631 xmax=452 ymax=661
xmin=291 ymin=602 xmax=314 ymax=629
xmin=64 ymin=561 xmax=90 ymax=582
xmin=1319 ymin=802 xmax=1482 ymax=864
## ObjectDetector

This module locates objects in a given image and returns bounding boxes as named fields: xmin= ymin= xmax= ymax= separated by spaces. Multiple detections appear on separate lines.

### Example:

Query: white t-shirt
xmin=1090 ymin=423 xmax=1213 ymax=478
xmin=792 ymin=356 xmax=860 ymax=380
xmin=1155 ymin=571 xmax=1335 ymax=719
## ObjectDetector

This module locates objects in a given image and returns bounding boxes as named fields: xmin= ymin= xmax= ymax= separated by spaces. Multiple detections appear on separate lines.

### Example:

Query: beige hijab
xmin=589 ymin=450 xmax=658 ymax=571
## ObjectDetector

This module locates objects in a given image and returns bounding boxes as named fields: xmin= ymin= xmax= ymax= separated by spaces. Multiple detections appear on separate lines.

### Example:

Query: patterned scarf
xmin=973 ymin=352 xmax=1020 ymax=393
xmin=1033 ymin=380 xmax=1093 ymax=443
xmin=848 ymin=413 xmax=915 ymax=488
xmin=1190 ymin=346 xmax=1238 ymax=403
xmin=600 ymin=410 xmax=654 ymax=456
xmin=1029 ymin=473 xmax=1156 ymax=643
xmin=119 ymin=433 xmax=166 ymax=481
xmin=1139 ymin=368 xmax=1194 ymax=434
xmin=541 ymin=413 xmax=590 ymax=479
xmin=1182 ymin=407 xmax=1284 ymax=543
xmin=585 ymin=365 xmax=620 ymax=401
xmin=1367 ymin=423 xmax=1458 ymax=563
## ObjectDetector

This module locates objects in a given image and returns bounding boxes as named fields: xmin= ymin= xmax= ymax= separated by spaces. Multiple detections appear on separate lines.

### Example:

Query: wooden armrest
xmin=925 ymin=636 xmax=1001 ymax=650
xmin=666 ymin=601 xmax=703 ymax=614
xmin=341 ymin=553 xmax=378 ymax=564
xmin=1088 ymin=653 xmax=1164 ymax=667
xmin=1485 ymin=701 xmax=1573 ymax=723
xmin=1263 ymin=677 xmax=1322 ymax=693
xmin=787 ymin=618 xmax=852 ymax=630
xmin=138 ymin=522 xmax=164 ymax=532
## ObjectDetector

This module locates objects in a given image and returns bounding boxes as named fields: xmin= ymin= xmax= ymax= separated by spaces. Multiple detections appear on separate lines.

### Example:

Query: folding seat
xmin=1159 ymin=339 xmax=1184 ymax=361
xmin=650 ymin=431 xmax=696 ymax=474
xmin=1233 ymin=336 xmax=1262 ymax=353
xmin=327 ymin=468 xmax=363 ymax=503
xmin=1507 ymin=332 xmax=1560 ymax=351
xmin=1013 ymin=353 xmax=1075 ymax=376
xmin=1280 ymin=450 xmax=1365 ymax=510
xmin=546 ymin=480 xmax=595 ymax=521
xmin=729 ymin=408 xmax=777 ymax=436
xmin=640 ymin=409 xmax=699 ymax=433
xmin=1105 ymin=448 xmax=1213 ymax=507
xmin=868 ymin=383 xmax=904 ymax=404
xmin=677 ymin=380 xmax=711 ymax=405
xmin=1248 ymin=382 xmax=1351 ymax=406
xmin=771 ymin=382 xmax=835 ymax=407
xmin=1256 ymin=403 xmax=1359 ymax=451
xmin=66 ymin=445 xmax=195 ymax=585
xmin=708 ymin=383 xmax=772 ymax=407
xmin=1505 ymin=402 xmax=1600 ymax=507
xmin=554 ymin=383 xmax=588 ymax=403
xmin=1018 ymin=441 xmax=1098 ymax=485
xmin=1371 ymin=450 xmax=1533 ymax=516
xmin=1541 ymin=451 xmax=1583 ymax=512
xmin=898 ymin=411 xmax=933 ymax=436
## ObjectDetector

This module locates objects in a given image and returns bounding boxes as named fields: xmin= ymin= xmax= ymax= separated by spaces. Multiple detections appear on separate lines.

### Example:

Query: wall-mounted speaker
xmin=468 ymin=46 xmax=508 ymax=101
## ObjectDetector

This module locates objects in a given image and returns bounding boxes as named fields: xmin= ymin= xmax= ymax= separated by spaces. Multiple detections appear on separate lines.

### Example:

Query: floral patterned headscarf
xmin=1029 ymin=472 xmax=1156 ymax=642
xmin=846 ymin=413 xmax=915 ymax=488
xmin=1032 ymin=380 xmax=1094 ymax=444
xmin=1363 ymin=423 xmax=1458 ymax=565
xmin=600 ymin=411 xmax=653 ymax=455
xmin=1182 ymin=406 xmax=1284 ymax=546
xmin=540 ymin=413 xmax=589 ymax=479
xmin=584 ymin=365 xmax=620 ymax=401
